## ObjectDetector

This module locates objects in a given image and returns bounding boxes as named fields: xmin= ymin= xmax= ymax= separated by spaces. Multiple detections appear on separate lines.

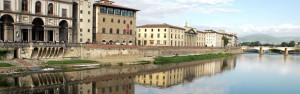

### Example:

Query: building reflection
xmin=135 ymin=57 xmax=236 ymax=88
xmin=66 ymin=76 xmax=135 ymax=94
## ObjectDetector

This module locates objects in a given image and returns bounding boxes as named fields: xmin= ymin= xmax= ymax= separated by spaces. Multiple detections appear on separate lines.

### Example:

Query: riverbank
xmin=154 ymin=53 xmax=232 ymax=65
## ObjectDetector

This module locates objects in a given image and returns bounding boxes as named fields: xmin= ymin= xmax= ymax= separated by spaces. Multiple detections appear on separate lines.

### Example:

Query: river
xmin=1 ymin=54 xmax=300 ymax=94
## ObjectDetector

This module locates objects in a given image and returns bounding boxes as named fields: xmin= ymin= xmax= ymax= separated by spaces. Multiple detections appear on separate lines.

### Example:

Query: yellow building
xmin=196 ymin=31 xmax=206 ymax=47
xmin=136 ymin=23 xmax=186 ymax=46
xmin=93 ymin=0 xmax=139 ymax=45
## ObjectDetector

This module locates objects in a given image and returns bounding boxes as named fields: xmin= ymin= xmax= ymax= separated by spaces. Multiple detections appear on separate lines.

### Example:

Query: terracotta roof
xmin=137 ymin=23 xmax=185 ymax=30
xmin=94 ymin=3 xmax=139 ymax=11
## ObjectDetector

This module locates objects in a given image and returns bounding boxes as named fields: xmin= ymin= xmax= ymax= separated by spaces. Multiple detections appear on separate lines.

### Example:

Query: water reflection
xmin=135 ymin=57 xmax=236 ymax=88
xmin=1 ymin=56 xmax=237 ymax=94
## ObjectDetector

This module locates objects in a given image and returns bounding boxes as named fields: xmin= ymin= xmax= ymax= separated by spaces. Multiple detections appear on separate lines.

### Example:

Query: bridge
xmin=241 ymin=46 xmax=300 ymax=55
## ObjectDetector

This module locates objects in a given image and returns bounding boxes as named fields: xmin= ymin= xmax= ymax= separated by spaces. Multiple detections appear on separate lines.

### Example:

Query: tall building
xmin=136 ymin=23 xmax=186 ymax=46
xmin=93 ymin=0 xmax=139 ymax=45
xmin=0 ymin=0 xmax=74 ymax=43
xmin=73 ymin=0 xmax=93 ymax=43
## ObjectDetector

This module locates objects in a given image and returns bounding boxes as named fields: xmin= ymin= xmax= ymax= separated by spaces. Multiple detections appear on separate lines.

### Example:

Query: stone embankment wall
xmin=79 ymin=44 xmax=243 ymax=59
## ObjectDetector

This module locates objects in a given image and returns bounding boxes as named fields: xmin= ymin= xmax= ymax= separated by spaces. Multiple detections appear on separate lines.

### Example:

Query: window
xmin=123 ymin=29 xmax=126 ymax=34
xmin=121 ymin=10 xmax=127 ymax=16
xmin=145 ymin=29 xmax=147 ymax=32
xmin=80 ymin=19 xmax=83 ymax=22
xmin=100 ymin=7 xmax=107 ymax=13
xmin=80 ymin=29 xmax=82 ymax=32
xmin=80 ymin=38 xmax=82 ymax=42
xmin=80 ymin=10 xmax=83 ymax=14
xmin=107 ymin=8 xmax=114 ymax=14
xmin=128 ymin=11 xmax=134 ymax=17
xmin=130 ymin=21 xmax=132 ymax=25
xmin=88 ymin=19 xmax=90 ymax=23
xmin=116 ymin=29 xmax=119 ymax=34
xmin=21 ymin=0 xmax=28 ymax=11
xmin=102 ymin=28 xmax=106 ymax=33
xmin=144 ymin=34 xmax=147 ymax=38
xmin=118 ymin=19 xmax=120 ymax=23
xmin=123 ymin=20 xmax=126 ymax=24
xmin=88 ymin=29 xmax=90 ymax=32
xmin=102 ymin=88 xmax=105 ymax=93
xmin=110 ymin=28 xmax=113 ymax=34
xmin=48 ymin=3 xmax=54 ymax=15
xmin=138 ymin=34 xmax=141 ymax=38
xmin=158 ymin=29 xmax=160 ymax=32
xmin=103 ymin=18 xmax=105 ymax=22
xmin=164 ymin=34 xmax=167 ymax=38
xmin=157 ymin=40 xmax=160 ymax=44
xmin=157 ymin=34 xmax=160 ymax=38
xmin=151 ymin=29 xmax=153 ymax=32
xmin=109 ymin=87 xmax=112 ymax=93
xmin=62 ymin=9 xmax=67 ymax=17
xmin=115 ymin=9 xmax=121 ymax=15
xmin=88 ymin=11 xmax=90 ymax=14
xmin=151 ymin=34 xmax=153 ymax=38
xmin=164 ymin=29 xmax=167 ymax=32
xmin=35 ymin=1 xmax=41 ymax=13
xmin=111 ymin=19 xmax=114 ymax=23
xmin=130 ymin=30 xmax=132 ymax=35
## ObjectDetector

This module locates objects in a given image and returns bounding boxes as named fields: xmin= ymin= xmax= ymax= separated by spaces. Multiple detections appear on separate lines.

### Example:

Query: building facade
xmin=73 ymin=0 xmax=93 ymax=43
xmin=0 ymin=0 xmax=74 ymax=43
xmin=136 ymin=23 xmax=185 ymax=46
xmin=93 ymin=0 xmax=139 ymax=45
xmin=184 ymin=25 xmax=198 ymax=47
xmin=196 ymin=31 xmax=206 ymax=47
xmin=204 ymin=30 xmax=223 ymax=47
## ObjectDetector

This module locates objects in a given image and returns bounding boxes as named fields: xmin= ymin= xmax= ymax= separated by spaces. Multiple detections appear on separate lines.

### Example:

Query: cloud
xmin=239 ymin=24 xmax=300 ymax=36
xmin=113 ymin=0 xmax=239 ymax=25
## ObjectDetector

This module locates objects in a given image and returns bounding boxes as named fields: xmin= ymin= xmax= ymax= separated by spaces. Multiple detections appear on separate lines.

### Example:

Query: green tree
xmin=281 ymin=42 xmax=289 ymax=47
xmin=222 ymin=36 xmax=230 ymax=47
xmin=288 ymin=41 xmax=296 ymax=47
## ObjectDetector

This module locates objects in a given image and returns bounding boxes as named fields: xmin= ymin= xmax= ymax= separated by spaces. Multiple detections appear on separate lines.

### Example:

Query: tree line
xmin=240 ymin=41 xmax=297 ymax=47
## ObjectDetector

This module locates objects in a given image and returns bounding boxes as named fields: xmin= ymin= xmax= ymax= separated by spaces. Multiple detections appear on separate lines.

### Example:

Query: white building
xmin=0 ymin=0 xmax=74 ymax=43
xmin=203 ymin=30 xmax=223 ymax=47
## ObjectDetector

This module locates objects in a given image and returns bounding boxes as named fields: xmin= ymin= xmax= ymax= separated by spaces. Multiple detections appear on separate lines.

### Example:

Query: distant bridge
xmin=241 ymin=46 xmax=300 ymax=55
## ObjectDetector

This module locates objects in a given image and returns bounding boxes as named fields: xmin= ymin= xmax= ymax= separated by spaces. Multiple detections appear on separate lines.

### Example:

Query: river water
xmin=2 ymin=54 xmax=300 ymax=94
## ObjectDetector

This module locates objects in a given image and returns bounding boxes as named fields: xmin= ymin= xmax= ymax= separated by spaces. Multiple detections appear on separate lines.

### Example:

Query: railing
xmin=0 ymin=42 xmax=83 ymax=48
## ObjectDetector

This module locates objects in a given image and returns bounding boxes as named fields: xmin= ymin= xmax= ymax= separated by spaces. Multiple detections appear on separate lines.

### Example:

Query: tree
xmin=281 ymin=42 xmax=289 ymax=47
xmin=222 ymin=36 xmax=229 ymax=47
xmin=288 ymin=41 xmax=296 ymax=47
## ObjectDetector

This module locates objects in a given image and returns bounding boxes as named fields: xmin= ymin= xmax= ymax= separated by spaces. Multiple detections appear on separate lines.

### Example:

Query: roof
xmin=94 ymin=3 xmax=139 ymax=11
xmin=137 ymin=23 xmax=185 ymax=30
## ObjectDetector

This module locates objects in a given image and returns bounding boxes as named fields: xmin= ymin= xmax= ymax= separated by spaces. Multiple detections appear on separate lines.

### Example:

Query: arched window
xmin=123 ymin=29 xmax=126 ymax=35
xmin=130 ymin=29 xmax=132 ymax=35
xmin=48 ymin=3 xmax=54 ymax=15
xmin=21 ymin=0 xmax=28 ymax=11
xmin=102 ymin=28 xmax=105 ymax=33
xmin=35 ymin=1 xmax=42 ymax=13
xmin=109 ymin=28 xmax=113 ymax=34
xmin=116 ymin=29 xmax=120 ymax=34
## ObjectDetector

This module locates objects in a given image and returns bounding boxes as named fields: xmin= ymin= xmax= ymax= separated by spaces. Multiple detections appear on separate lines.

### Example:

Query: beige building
xmin=136 ymin=23 xmax=186 ymax=46
xmin=196 ymin=31 xmax=206 ymax=47
xmin=0 ymin=0 xmax=74 ymax=43
xmin=184 ymin=25 xmax=198 ymax=46
xmin=93 ymin=0 xmax=139 ymax=45
xmin=73 ymin=0 xmax=93 ymax=43
xmin=223 ymin=33 xmax=238 ymax=47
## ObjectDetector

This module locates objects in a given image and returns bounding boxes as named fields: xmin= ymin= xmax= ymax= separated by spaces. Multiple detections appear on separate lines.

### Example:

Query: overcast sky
xmin=111 ymin=0 xmax=300 ymax=37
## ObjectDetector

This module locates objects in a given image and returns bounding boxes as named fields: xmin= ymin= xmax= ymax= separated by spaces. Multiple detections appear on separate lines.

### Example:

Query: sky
xmin=111 ymin=0 xmax=300 ymax=37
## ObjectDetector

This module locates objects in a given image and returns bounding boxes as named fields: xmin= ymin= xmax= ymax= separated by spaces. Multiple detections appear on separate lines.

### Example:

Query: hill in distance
xmin=239 ymin=34 xmax=300 ymax=44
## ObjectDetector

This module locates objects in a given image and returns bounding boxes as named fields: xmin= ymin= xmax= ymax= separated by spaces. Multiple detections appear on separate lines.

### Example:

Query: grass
xmin=46 ymin=59 xmax=97 ymax=65
xmin=0 ymin=63 xmax=14 ymax=67
xmin=154 ymin=53 xmax=231 ymax=65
